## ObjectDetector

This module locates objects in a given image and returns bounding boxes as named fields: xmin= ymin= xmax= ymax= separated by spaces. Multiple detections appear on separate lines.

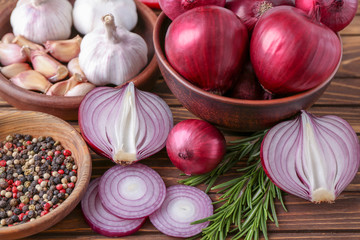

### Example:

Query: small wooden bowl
xmin=154 ymin=12 xmax=342 ymax=132
xmin=0 ymin=0 xmax=159 ymax=120
xmin=0 ymin=110 xmax=91 ymax=239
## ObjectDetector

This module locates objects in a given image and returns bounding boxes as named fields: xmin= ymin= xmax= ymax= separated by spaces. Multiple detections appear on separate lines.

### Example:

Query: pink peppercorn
xmin=58 ymin=170 xmax=64 ymax=175
xmin=56 ymin=184 xmax=63 ymax=190
xmin=67 ymin=183 xmax=75 ymax=189
xmin=0 ymin=160 xmax=6 ymax=167
xmin=63 ymin=149 xmax=71 ymax=156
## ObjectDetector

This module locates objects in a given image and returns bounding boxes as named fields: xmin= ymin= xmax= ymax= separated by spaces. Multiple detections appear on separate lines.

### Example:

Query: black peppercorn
xmin=0 ymin=200 xmax=6 ymax=208
xmin=0 ymin=179 xmax=8 ymax=188
xmin=13 ymin=208 xmax=21 ymax=215
xmin=22 ymin=215 xmax=28 ymax=222
xmin=11 ymin=215 xmax=18 ymax=222
xmin=27 ymin=210 xmax=35 ymax=219
xmin=54 ymin=177 xmax=60 ymax=184
xmin=66 ymin=188 xmax=72 ymax=194
xmin=51 ymin=196 xmax=59 ymax=205
xmin=22 ymin=205 xmax=29 ymax=213
xmin=57 ymin=192 xmax=65 ymax=199
xmin=6 ymin=218 xmax=14 ymax=225
xmin=53 ymin=190 xmax=59 ymax=195
xmin=0 ymin=210 xmax=6 ymax=219
xmin=35 ymin=205 xmax=41 ymax=211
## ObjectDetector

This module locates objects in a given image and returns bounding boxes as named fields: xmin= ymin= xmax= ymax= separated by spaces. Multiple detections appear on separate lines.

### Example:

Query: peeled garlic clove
xmin=46 ymin=73 xmax=85 ymax=96
xmin=10 ymin=70 xmax=52 ymax=93
xmin=65 ymin=82 xmax=96 ymax=96
xmin=79 ymin=14 xmax=148 ymax=86
xmin=0 ymin=63 xmax=32 ymax=79
xmin=30 ymin=50 xmax=68 ymax=82
xmin=12 ymin=35 xmax=44 ymax=51
xmin=67 ymin=57 xmax=87 ymax=80
xmin=0 ymin=43 xmax=27 ymax=66
xmin=44 ymin=35 xmax=82 ymax=62
xmin=1 ymin=33 xmax=15 ymax=44
xmin=10 ymin=0 xmax=72 ymax=44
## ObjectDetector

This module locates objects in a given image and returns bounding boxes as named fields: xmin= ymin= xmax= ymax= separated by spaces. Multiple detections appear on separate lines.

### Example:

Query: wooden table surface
xmin=2 ymin=4 xmax=360 ymax=240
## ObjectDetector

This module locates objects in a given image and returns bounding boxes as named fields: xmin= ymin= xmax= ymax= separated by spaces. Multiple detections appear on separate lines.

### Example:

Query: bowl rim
xmin=0 ymin=0 xmax=158 ymax=107
xmin=153 ymin=11 xmax=343 ymax=107
xmin=0 ymin=110 xmax=92 ymax=238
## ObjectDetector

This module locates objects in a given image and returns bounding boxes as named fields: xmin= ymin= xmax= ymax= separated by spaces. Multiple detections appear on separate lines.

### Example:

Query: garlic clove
xmin=1 ymin=33 xmax=15 ymax=44
xmin=0 ymin=43 xmax=27 ymax=66
xmin=30 ymin=50 xmax=69 ymax=82
xmin=65 ymin=82 xmax=96 ymax=96
xmin=46 ymin=73 xmax=85 ymax=96
xmin=0 ymin=62 xmax=32 ymax=79
xmin=10 ymin=70 xmax=52 ymax=93
xmin=67 ymin=57 xmax=87 ymax=80
xmin=12 ymin=35 xmax=44 ymax=51
xmin=44 ymin=35 xmax=82 ymax=62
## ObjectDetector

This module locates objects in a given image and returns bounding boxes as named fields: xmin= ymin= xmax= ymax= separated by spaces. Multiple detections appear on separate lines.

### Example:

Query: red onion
xmin=261 ymin=110 xmax=360 ymax=203
xmin=295 ymin=0 xmax=358 ymax=32
xmin=227 ymin=62 xmax=273 ymax=100
xmin=250 ymin=6 xmax=341 ymax=95
xmin=139 ymin=0 xmax=161 ymax=9
xmin=226 ymin=0 xmax=295 ymax=31
xmin=159 ymin=0 xmax=226 ymax=20
xmin=78 ymin=82 xmax=173 ymax=165
xmin=166 ymin=119 xmax=226 ymax=175
xmin=99 ymin=164 xmax=166 ymax=219
xmin=165 ymin=6 xmax=248 ymax=95
xmin=81 ymin=178 xmax=146 ymax=237
xmin=149 ymin=185 xmax=213 ymax=237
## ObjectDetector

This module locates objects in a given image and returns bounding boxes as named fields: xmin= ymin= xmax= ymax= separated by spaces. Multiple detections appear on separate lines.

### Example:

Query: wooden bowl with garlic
xmin=0 ymin=0 xmax=159 ymax=120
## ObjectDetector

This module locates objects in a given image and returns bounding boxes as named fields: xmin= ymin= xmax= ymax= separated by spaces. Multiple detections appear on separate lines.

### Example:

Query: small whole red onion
xmin=159 ymin=0 xmax=226 ymax=20
xmin=165 ymin=6 xmax=248 ymax=95
xmin=226 ymin=0 xmax=295 ymax=31
xmin=166 ymin=119 xmax=226 ymax=175
xmin=250 ymin=6 xmax=341 ymax=95
xmin=296 ymin=0 xmax=358 ymax=32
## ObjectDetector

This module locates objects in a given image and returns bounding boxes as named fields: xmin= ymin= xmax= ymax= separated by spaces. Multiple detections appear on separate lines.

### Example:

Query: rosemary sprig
xmin=180 ymin=131 xmax=287 ymax=240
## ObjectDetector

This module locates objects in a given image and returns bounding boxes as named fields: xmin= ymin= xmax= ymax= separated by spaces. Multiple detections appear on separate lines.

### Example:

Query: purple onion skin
xmin=165 ymin=6 xmax=248 ymax=95
xmin=250 ymin=6 xmax=341 ymax=95
xmin=159 ymin=0 xmax=226 ymax=20
xmin=296 ymin=0 xmax=358 ymax=32
xmin=166 ymin=119 xmax=226 ymax=175
xmin=226 ymin=0 xmax=295 ymax=31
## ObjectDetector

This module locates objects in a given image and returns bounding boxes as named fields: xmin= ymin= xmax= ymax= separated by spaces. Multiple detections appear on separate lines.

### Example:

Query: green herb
xmin=180 ymin=131 xmax=287 ymax=240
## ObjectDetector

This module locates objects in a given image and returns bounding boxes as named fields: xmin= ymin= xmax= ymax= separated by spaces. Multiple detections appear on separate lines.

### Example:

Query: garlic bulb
xmin=10 ymin=0 xmax=72 ymax=44
xmin=79 ymin=14 xmax=148 ymax=86
xmin=73 ymin=0 xmax=138 ymax=35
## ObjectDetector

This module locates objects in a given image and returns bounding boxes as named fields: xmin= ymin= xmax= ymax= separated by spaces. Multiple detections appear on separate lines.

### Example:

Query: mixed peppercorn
xmin=0 ymin=134 xmax=77 ymax=227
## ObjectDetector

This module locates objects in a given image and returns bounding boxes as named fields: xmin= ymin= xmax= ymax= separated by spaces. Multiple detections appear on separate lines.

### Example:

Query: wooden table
xmin=2 ymin=5 xmax=360 ymax=240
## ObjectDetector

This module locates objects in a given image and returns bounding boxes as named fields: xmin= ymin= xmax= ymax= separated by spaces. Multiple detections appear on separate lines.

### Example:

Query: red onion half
xmin=149 ymin=185 xmax=213 ymax=238
xmin=226 ymin=0 xmax=295 ymax=31
xmin=159 ymin=0 xmax=226 ymax=20
xmin=166 ymin=119 xmax=226 ymax=175
xmin=296 ymin=0 xmax=358 ymax=32
xmin=99 ymin=164 xmax=166 ymax=219
xmin=261 ymin=111 xmax=360 ymax=203
xmin=165 ymin=6 xmax=248 ymax=95
xmin=78 ymin=82 xmax=173 ymax=165
xmin=81 ymin=178 xmax=146 ymax=237
xmin=250 ymin=6 xmax=342 ymax=95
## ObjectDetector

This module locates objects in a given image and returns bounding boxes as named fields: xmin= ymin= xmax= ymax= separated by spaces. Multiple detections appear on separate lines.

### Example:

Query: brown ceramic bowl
xmin=0 ymin=110 xmax=91 ymax=239
xmin=0 ymin=0 xmax=159 ymax=121
xmin=154 ymin=12 xmax=342 ymax=132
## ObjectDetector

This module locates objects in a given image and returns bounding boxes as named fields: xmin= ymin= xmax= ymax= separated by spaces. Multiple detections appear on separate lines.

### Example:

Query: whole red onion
xmin=165 ymin=6 xmax=248 ymax=95
xmin=250 ymin=6 xmax=341 ymax=95
xmin=226 ymin=0 xmax=295 ymax=31
xmin=166 ymin=119 xmax=226 ymax=175
xmin=296 ymin=0 xmax=357 ymax=32
xmin=159 ymin=0 xmax=226 ymax=20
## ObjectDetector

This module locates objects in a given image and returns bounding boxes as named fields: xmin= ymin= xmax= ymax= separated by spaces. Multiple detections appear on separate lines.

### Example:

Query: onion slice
xmin=81 ymin=178 xmax=146 ymax=237
xmin=149 ymin=185 xmax=213 ymax=238
xmin=99 ymin=164 xmax=166 ymax=219
xmin=78 ymin=82 xmax=173 ymax=165
xmin=261 ymin=110 xmax=360 ymax=203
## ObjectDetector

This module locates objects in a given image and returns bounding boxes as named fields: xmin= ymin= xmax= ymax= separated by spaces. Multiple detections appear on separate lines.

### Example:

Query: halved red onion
xmin=261 ymin=110 xmax=360 ymax=203
xmin=78 ymin=82 xmax=173 ymax=165
xmin=99 ymin=164 xmax=166 ymax=219
xmin=149 ymin=185 xmax=213 ymax=238
xmin=81 ymin=178 xmax=146 ymax=237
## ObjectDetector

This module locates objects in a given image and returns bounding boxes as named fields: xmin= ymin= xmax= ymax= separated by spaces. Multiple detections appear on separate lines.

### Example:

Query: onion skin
xmin=250 ymin=6 xmax=341 ymax=95
xmin=166 ymin=119 xmax=226 ymax=175
xmin=165 ymin=6 xmax=248 ymax=95
xmin=261 ymin=111 xmax=360 ymax=203
xmin=295 ymin=0 xmax=358 ymax=32
xmin=159 ymin=0 xmax=226 ymax=20
xmin=226 ymin=0 xmax=295 ymax=31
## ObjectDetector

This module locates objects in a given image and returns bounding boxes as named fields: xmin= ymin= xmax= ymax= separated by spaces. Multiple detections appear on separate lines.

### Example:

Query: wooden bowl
xmin=0 ymin=110 xmax=91 ymax=239
xmin=154 ymin=12 xmax=342 ymax=132
xmin=0 ymin=0 xmax=159 ymax=121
